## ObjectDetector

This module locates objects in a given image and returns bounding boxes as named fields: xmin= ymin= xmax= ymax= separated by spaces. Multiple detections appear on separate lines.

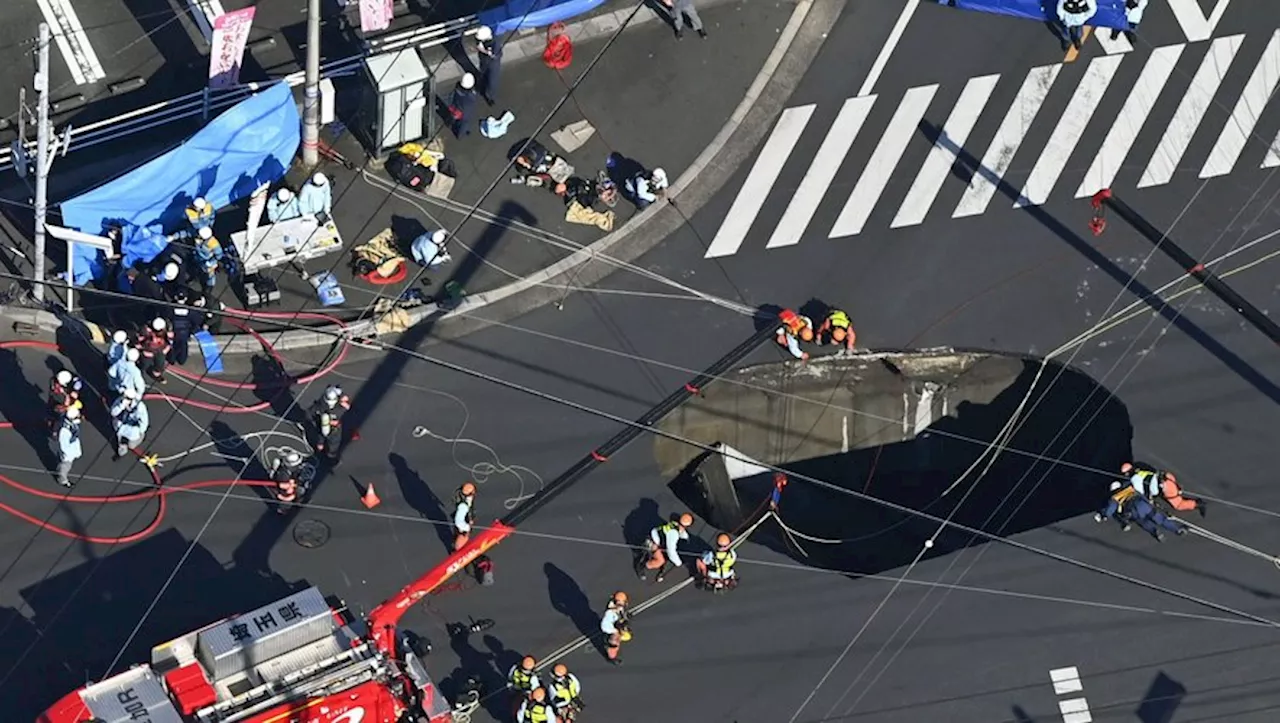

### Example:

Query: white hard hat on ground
xmin=56 ymin=370 xmax=72 ymax=385
xmin=65 ymin=406 xmax=81 ymax=421
xmin=461 ymin=73 xmax=475 ymax=90
xmin=198 ymin=226 xmax=213 ymax=240
xmin=277 ymin=188 xmax=293 ymax=202
xmin=151 ymin=317 xmax=167 ymax=331
xmin=193 ymin=197 xmax=208 ymax=210
xmin=311 ymin=172 xmax=328 ymax=186
xmin=126 ymin=348 xmax=140 ymax=363
xmin=112 ymin=329 xmax=128 ymax=344
xmin=475 ymin=25 xmax=493 ymax=42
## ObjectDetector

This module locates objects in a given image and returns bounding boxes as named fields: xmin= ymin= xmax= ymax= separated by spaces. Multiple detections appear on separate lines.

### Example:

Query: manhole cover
xmin=293 ymin=519 xmax=331 ymax=548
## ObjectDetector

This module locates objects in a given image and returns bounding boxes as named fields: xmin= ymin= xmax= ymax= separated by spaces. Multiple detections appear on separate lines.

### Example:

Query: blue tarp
xmin=938 ymin=0 xmax=1131 ymax=31
xmin=61 ymin=82 xmax=300 ymax=286
xmin=478 ymin=0 xmax=608 ymax=37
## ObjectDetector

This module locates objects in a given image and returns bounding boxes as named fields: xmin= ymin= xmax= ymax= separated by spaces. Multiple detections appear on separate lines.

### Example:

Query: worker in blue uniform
xmin=1095 ymin=481 xmax=1185 ymax=541
xmin=298 ymin=173 xmax=333 ymax=217
xmin=267 ymin=187 xmax=302 ymax=223
xmin=111 ymin=389 xmax=150 ymax=460
xmin=54 ymin=406 xmax=83 ymax=487
xmin=108 ymin=347 xmax=147 ymax=400
xmin=106 ymin=329 xmax=130 ymax=367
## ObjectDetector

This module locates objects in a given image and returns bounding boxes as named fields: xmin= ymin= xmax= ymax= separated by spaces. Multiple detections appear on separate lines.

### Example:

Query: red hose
xmin=0 ymin=308 xmax=349 ymax=544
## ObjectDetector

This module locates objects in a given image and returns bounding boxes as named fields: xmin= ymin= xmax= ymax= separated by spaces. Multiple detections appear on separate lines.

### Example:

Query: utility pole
xmin=302 ymin=0 xmax=321 ymax=167
xmin=32 ymin=23 xmax=50 ymax=303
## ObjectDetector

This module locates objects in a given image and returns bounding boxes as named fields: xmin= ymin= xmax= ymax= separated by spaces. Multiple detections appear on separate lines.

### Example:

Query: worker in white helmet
xmin=310 ymin=385 xmax=351 ymax=461
xmin=48 ymin=369 xmax=83 ymax=427
xmin=138 ymin=317 xmax=173 ymax=382
xmin=473 ymin=25 xmax=503 ymax=105
xmin=185 ymin=196 xmax=215 ymax=231
xmin=448 ymin=73 xmax=478 ymax=138
xmin=298 ymin=172 xmax=333 ymax=217
xmin=267 ymin=186 xmax=302 ymax=223
xmin=411 ymin=229 xmax=454 ymax=268
xmin=1111 ymin=0 xmax=1147 ymax=42
xmin=54 ymin=406 xmax=83 ymax=487
xmin=110 ymin=388 xmax=150 ymax=460
xmin=107 ymin=329 xmax=131 ymax=366
xmin=271 ymin=450 xmax=307 ymax=512
xmin=108 ymin=347 xmax=146 ymax=400
xmin=193 ymin=226 xmax=224 ymax=290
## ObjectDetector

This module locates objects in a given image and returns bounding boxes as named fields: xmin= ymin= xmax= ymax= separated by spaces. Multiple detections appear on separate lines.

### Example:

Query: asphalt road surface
xmin=4 ymin=2 xmax=1280 ymax=723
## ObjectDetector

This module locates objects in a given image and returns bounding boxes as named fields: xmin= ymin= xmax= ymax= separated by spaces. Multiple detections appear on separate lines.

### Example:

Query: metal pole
xmin=301 ymin=0 xmax=321 ymax=167
xmin=32 ymin=23 xmax=50 ymax=303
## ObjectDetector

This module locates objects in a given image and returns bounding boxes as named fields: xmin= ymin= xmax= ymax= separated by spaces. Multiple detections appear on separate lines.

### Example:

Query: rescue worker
xmin=816 ymin=308 xmax=856 ymax=353
xmin=1055 ymin=0 xmax=1097 ymax=51
xmin=449 ymin=73 xmax=478 ymax=138
xmin=271 ymin=450 xmax=305 ymax=513
xmin=516 ymin=687 xmax=557 ymax=723
xmin=138 ymin=317 xmax=173 ymax=383
xmin=167 ymin=287 xmax=199 ymax=366
xmin=310 ymin=385 xmax=350 ymax=461
xmin=1123 ymin=462 xmax=1206 ymax=517
xmin=48 ymin=369 xmax=83 ymax=426
xmin=54 ymin=406 xmax=83 ymax=488
xmin=548 ymin=663 xmax=584 ymax=721
xmin=191 ymin=289 xmax=225 ymax=334
xmin=110 ymin=388 xmax=150 ymax=460
xmin=1096 ymin=481 xmax=1186 ymax=541
xmin=154 ymin=260 xmax=188 ymax=295
xmin=508 ymin=655 xmax=540 ymax=716
xmin=474 ymin=25 xmax=503 ymax=106
xmin=106 ymin=329 xmax=130 ymax=367
xmin=411 ymin=229 xmax=453 ymax=268
xmin=298 ymin=173 xmax=333 ymax=217
xmin=1112 ymin=0 xmax=1146 ymax=42
xmin=453 ymin=481 xmax=478 ymax=551
xmin=185 ymin=196 xmax=215 ymax=232
xmin=193 ymin=226 xmax=224 ymax=290
xmin=696 ymin=532 xmax=738 ymax=591
xmin=267 ymin=187 xmax=302 ymax=223
xmin=108 ymin=347 xmax=146 ymax=400
xmin=638 ymin=511 xmax=692 ymax=582
xmin=623 ymin=167 xmax=667 ymax=210
xmin=600 ymin=591 xmax=630 ymax=666
xmin=776 ymin=308 xmax=814 ymax=361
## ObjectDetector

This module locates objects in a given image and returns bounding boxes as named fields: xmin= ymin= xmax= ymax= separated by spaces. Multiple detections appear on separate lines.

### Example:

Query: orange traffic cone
xmin=361 ymin=483 xmax=381 ymax=509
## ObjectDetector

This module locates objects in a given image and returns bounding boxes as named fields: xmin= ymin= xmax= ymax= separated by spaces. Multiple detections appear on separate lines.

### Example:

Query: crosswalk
xmin=704 ymin=29 xmax=1280 ymax=260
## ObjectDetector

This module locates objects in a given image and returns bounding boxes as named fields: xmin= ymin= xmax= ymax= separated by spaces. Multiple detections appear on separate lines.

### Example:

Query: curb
xmin=3 ymin=0 xmax=841 ymax=356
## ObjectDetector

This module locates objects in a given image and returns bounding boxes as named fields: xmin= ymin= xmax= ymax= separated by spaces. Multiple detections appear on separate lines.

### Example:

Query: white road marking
xmin=1200 ymin=29 xmax=1280 ymax=179
xmin=859 ymin=0 xmax=920 ymax=97
xmin=1049 ymin=666 xmax=1083 ymax=695
xmin=841 ymin=415 xmax=849 ymax=453
xmin=952 ymin=64 xmax=1061 ymax=218
xmin=1059 ymin=698 xmax=1093 ymax=723
xmin=913 ymin=385 xmax=934 ymax=435
xmin=830 ymin=84 xmax=938 ymax=238
xmin=1016 ymin=55 xmax=1123 ymax=208
xmin=704 ymin=105 xmax=815 ymax=259
xmin=892 ymin=74 xmax=999 ymax=229
xmin=1076 ymin=44 xmax=1184 ymax=198
xmin=1095 ymin=29 xmax=1133 ymax=55
xmin=35 ymin=0 xmax=106 ymax=85
xmin=1167 ymin=0 xmax=1235 ymax=43
xmin=1264 ymin=130 xmax=1280 ymax=167
xmin=1139 ymin=35 xmax=1245 ymax=188
xmin=768 ymin=97 xmax=877 ymax=248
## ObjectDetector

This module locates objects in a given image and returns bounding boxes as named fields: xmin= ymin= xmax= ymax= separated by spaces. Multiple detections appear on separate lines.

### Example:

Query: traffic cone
xmin=361 ymin=483 xmax=381 ymax=509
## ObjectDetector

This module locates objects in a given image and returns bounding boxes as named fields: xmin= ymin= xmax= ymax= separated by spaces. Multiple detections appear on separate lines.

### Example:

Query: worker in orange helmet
xmin=1123 ymin=462 xmax=1206 ymax=517
xmin=517 ymin=687 xmax=558 ymax=723
xmin=776 ymin=308 xmax=814 ymax=361
xmin=637 ymin=512 xmax=693 ymax=582
xmin=600 ymin=591 xmax=630 ymax=666
xmin=816 ymin=308 xmax=856 ymax=354
xmin=453 ymin=481 xmax=478 ymax=550
xmin=507 ymin=655 xmax=541 ymax=717
xmin=696 ymin=532 xmax=738 ymax=592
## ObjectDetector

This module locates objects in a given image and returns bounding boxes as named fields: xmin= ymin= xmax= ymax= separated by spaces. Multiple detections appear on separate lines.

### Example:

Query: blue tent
xmin=60 ymin=82 xmax=300 ymax=286
xmin=937 ymin=0 xmax=1131 ymax=31
xmin=478 ymin=0 xmax=609 ymax=37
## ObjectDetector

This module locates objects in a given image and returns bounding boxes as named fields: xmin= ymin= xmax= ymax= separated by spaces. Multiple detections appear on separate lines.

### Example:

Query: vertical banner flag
xmin=209 ymin=7 xmax=257 ymax=89
xmin=360 ymin=0 xmax=395 ymax=33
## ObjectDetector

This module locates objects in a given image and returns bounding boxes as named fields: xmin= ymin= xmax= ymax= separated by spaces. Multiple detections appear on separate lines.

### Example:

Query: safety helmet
xmin=163 ymin=262 xmax=180 ymax=281
xmin=651 ymin=168 xmax=668 ymax=188
xmin=173 ymin=287 xmax=189 ymax=303
xmin=65 ymin=406 xmax=81 ymax=421
xmin=199 ymin=226 xmax=214 ymax=240
xmin=1119 ymin=462 xmax=1134 ymax=474
xmin=460 ymin=481 xmax=477 ymax=496
xmin=112 ymin=329 xmax=128 ymax=344
xmin=126 ymin=348 xmax=140 ymax=363
xmin=1109 ymin=481 xmax=1123 ymax=492
xmin=123 ymin=387 xmax=139 ymax=400
xmin=193 ymin=197 xmax=208 ymax=210
xmin=530 ymin=688 xmax=547 ymax=703
xmin=552 ymin=663 xmax=568 ymax=678
xmin=475 ymin=24 xmax=493 ymax=42
xmin=56 ymin=370 xmax=72 ymax=386
xmin=285 ymin=451 xmax=302 ymax=466
xmin=612 ymin=591 xmax=627 ymax=605
xmin=799 ymin=327 xmax=814 ymax=342
xmin=832 ymin=328 xmax=847 ymax=342
xmin=520 ymin=656 xmax=536 ymax=671
xmin=460 ymin=73 xmax=475 ymax=90
xmin=311 ymin=172 xmax=328 ymax=187
xmin=677 ymin=512 xmax=694 ymax=527
xmin=431 ymin=229 xmax=447 ymax=245
xmin=152 ymin=317 xmax=167 ymax=331
xmin=324 ymin=386 xmax=341 ymax=402
xmin=277 ymin=188 xmax=293 ymax=202
xmin=715 ymin=532 xmax=731 ymax=550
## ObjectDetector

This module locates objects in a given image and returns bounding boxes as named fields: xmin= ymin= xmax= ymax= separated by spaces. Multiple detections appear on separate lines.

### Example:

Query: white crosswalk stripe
xmin=704 ymin=29 xmax=1280 ymax=260
xmin=36 ymin=0 xmax=106 ymax=86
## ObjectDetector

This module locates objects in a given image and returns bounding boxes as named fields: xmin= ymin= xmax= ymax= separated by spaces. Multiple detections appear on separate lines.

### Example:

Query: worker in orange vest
xmin=776 ymin=309 xmax=814 ymax=360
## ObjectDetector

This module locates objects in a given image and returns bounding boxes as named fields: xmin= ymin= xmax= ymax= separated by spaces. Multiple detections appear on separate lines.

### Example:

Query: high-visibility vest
xmin=510 ymin=667 xmax=534 ymax=691
xmin=1130 ymin=470 xmax=1161 ymax=498
xmin=708 ymin=549 xmax=736 ymax=576
xmin=827 ymin=310 xmax=850 ymax=329
xmin=551 ymin=674 xmax=580 ymax=704
xmin=1111 ymin=486 xmax=1137 ymax=508
xmin=779 ymin=310 xmax=806 ymax=335
xmin=525 ymin=702 xmax=551 ymax=723
xmin=277 ymin=479 xmax=297 ymax=502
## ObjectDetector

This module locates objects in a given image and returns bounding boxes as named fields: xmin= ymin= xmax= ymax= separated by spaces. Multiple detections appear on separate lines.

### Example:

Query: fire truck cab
xmin=38 ymin=586 xmax=452 ymax=723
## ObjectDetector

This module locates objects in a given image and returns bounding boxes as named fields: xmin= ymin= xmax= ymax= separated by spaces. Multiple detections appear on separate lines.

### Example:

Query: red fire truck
xmin=36 ymin=325 xmax=774 ymax=723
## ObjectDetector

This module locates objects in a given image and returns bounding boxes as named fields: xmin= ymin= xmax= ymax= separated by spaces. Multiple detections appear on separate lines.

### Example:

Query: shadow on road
xmin=544 ymin=562 xmax=598 ymax=639
xmin=391 ymin=452 xmax=455 ymax=552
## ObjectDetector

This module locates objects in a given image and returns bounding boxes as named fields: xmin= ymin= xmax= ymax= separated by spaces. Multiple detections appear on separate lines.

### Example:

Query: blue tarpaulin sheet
xmin=937 ymin=0 xmax=1131 ymax=30
xmin=478 ymin=0 xmax=609 ymax=36
xmin=61 ymin=82 xmax=300 ymax=286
